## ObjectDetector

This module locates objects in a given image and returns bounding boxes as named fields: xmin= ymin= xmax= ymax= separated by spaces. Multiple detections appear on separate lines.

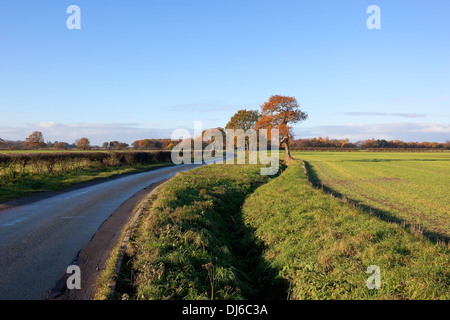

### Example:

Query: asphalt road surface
xmin=0 ymin=161 xmax=210 ymax=300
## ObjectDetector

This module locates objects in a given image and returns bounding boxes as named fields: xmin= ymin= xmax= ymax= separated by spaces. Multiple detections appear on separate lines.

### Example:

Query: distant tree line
xmin=291 ymin=137 xmax=450 ymax=150
xmin=131 ymin=139 xmax=177 ymax=150
xmin=0 ymin=132 xmax=173 ymax=151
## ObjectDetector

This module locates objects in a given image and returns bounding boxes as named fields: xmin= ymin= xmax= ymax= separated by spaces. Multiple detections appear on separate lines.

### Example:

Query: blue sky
xmin=1 ymin=0 xmax=449 ymax=145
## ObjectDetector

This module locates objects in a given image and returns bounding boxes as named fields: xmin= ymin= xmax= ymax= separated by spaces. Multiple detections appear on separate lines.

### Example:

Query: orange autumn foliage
xmin=255 ymin=95 xmax=308 ymax=160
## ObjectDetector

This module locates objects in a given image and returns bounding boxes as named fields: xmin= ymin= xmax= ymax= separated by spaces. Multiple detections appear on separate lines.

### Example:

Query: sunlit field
xmin=294 ymin=151 xmax=450 ymax=243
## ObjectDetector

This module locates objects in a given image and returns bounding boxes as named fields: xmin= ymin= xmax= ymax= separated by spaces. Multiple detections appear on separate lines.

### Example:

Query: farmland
xmin=2 ymin=148 xmax=448 ymax=300
xmin=104 ymin=152 xmax=449 ymax=300
xmin=242 ymin=159 xmax=449 ymax=299
xmin=296 ymin=151 xmax=450 ymax=243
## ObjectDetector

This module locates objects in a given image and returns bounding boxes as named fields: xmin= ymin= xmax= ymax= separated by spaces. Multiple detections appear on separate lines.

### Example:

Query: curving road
xmin=0 ymin=161 xmax=213 ymax=300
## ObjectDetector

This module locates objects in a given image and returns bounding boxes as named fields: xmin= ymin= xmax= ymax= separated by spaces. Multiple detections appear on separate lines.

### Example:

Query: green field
xmin=242 ymin=159 xmax=449 ymax=299
xmin=295 ymin=152 xmax=450 ymax=243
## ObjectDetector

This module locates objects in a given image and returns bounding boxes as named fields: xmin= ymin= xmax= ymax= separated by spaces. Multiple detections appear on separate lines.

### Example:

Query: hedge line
xmin=0 ymin=151 xmax=172 ymax=183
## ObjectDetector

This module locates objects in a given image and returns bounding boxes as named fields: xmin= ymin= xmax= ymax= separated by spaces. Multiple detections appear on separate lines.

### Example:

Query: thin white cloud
xmin=342 ymin=112 xmax=427 ymax=118
xmin=35 ymin=121 xmax=58 ymax=129
xmin=391 ymin=113 xmax=427 ymax=118
xmin=415 ymin=124 xmax=450 ymax=133
xmin=386 ymin=95 xmax=450 ymax=104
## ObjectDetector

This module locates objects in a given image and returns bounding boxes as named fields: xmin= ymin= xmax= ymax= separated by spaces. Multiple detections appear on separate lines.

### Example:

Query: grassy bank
xmin=109 ymin=162 xmax=287 ymax=300
xmin=242 ymin=159 xmax=449 ymax=299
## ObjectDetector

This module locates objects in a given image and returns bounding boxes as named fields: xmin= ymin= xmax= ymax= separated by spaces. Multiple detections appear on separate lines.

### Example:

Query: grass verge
xmin=110 ymin=162 xmax=288 ymax=300
xmin=94 ymin=182 xmax=167 ymax=300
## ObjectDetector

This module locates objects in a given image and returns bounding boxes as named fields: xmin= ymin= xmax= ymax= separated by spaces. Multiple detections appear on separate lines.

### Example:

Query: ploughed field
xmin=295 ymin=151 xmax=450 ymax=243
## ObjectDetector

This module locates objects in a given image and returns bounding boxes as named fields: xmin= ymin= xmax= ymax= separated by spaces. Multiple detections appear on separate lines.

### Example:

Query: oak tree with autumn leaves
xmin=255 ymin=95 xmax=308 ymax=162
xmin=24 ymin=131 xmax=46 ymax=149
xmin=76 ymin=137 xmax=91 ymax=150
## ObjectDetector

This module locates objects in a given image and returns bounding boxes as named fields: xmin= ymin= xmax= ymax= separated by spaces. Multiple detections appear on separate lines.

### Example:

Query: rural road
xmin=0 ymin=160 xmax=216 ymax=300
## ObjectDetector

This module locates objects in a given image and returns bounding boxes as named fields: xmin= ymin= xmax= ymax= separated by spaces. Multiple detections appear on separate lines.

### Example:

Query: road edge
xmin=102 ymin=180 xmax=168 ymax=300
xmin=46 ymin=179 xmax=168 ymax=300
